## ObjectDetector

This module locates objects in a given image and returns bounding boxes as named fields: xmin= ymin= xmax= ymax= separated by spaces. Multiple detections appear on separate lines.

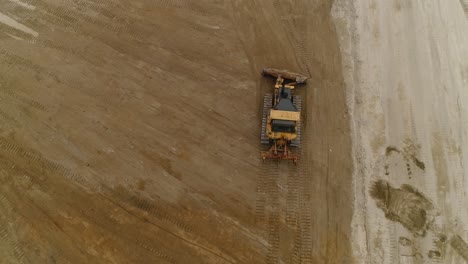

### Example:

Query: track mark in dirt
xmin=0 ymin=223 xmax=26 ymax=262
xmin=0 ymin=48 xmax=60 ymax=82
xmin=387 ymin=223 xmax=400 ymax=263
xmin=115 ymin=189 xmax=193 ymax=233
xmin=294 ymin=132 xmax=312 ymax=263
xmin=385 ymin=146 xmax=401 ymax=155
xmin=266 ymin=211 xmax=280 ymax=264
xmin=286 ymin=163 xmax=299 ymax=226
xmin=261 ymin=161 xmax=281 ymax=264
xmin=0 ymin=190 xmax=27 ymax=262
xmin=385 ymin=143 xmax=426 ymax=178
xmin=255 ymin=153 xmax=273 ymax=224
xmin=370 ymin=180 xmax=435 ymax=236
xmin=402 ymin=140 xmax=426 ymax=171
xmin=136 ymin=241 xmax=176 ymax=263
xmin=0 ymin=108 xmax=17 ymax=123
xmin=460 ymin=0 xmax=468 ymax=17
xmin=0 ymin=86 xmax=47 ymax=112
xmin=0 ymin=137 xmax=87 ymax=185
xmin=450 ymin=235 xmax=468 ymax=261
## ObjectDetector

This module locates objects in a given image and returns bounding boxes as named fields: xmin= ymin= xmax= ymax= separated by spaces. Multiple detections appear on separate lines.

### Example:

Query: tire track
xmin=265 ymin=162 xmax=281 ymax=264
xmin=0 ymin=137 xmax=87 ymax=185
xmin=450 ymin=235 xmax=468 ymax=261
xmin=255 ymin=156 xmax=270 ymax=224
xmin=460 ymin=0 xmax=468 ymax=17
xmin=125 ymin=194 xmax=193 ymax=233
xmin=0 ymin=190 xmax=26 ymax=263
xmin=286 ymin=163 xmax=299 ymax=226
xmin=257 ymin=94 xmax=273 ymax=223
xmin=0 ymin=107 xmax=17 ymax=123
xmin=296 ymin=132 xmax=313 ymax=263
xmin=388 ymin=223 xmax=400 ymax=264
xmin=0 ymin=222 xmax=26 ymax=263
xmin=0 ymin=86 xmax=47 ymax=112
xmin=136 ymin=241 xmax=176 ymax=263
xmin=0 ymin=47 xmax=59 ymax=82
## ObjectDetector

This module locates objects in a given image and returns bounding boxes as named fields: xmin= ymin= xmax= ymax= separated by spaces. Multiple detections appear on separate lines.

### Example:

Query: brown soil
xmin=0 ymin=0 xmax=353 ymax=263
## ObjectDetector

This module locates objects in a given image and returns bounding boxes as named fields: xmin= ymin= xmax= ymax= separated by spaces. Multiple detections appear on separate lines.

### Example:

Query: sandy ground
xmin=1 ymin=0 xmax=466 ymax=263
xmin=333 ymin=0 xmax=468 ymax=263
xmin=0 ymin=0 xmax=353 ymax=263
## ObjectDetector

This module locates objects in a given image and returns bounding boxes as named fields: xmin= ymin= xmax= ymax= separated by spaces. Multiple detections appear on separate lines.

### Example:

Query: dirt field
xmin=1 ymin=0 xmax=467 ymax=263
xmin=0 ymin=0 xmax=353 ymax=263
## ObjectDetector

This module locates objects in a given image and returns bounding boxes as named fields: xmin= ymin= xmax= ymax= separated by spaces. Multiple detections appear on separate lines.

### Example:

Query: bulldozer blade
xmin=262 ymin=68 xmax=309 ymax=84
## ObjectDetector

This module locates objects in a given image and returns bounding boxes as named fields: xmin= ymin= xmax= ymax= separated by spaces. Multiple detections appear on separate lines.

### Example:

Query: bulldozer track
xmin=0 ymin=86 xmax=47 ymax=112
xmin=126 ymin=195 xmax=193 ymax=233
xmin=264 ymin=161 xmax=281 ymax=264
xmin=63 ymin=79 xmax=114 ymax=106
xmin=450 ymin=235 xmax=468 ymax=261
xmin=0 ymin=163 xmax=39 ymax=191
xmin=266 ymin=211 xmax=281 ymax=264
xmin=0 ymin=223 xmax=26 ymax=263
xmin=0 ymin=189 xmax=26 ymax=263
xmin=255 ymin=159 xmax=269 ymax=223
xmin=286 ymin=162 xmax=299 ymax=227
xmin=33 ymin=37 xmax=84 ymax=58
xmin=136 ymin=241 xmax=176 ymax=263
xmin=0 ymin=108 xmax=16 ymax=123
xmin=291 ymin=95 xmax=302 ymax=147
xmin=260 ymin=94 xmax=272 ymax=145
xmin=0 ymin=47 xmax=61 ymax=83
xmin=289 ymin=225 xmax=302 ymax=264
xmin=296 ymin=145 xmax=313 ymax=263
xmin=0 ymin=137 xmax=87 ymax=185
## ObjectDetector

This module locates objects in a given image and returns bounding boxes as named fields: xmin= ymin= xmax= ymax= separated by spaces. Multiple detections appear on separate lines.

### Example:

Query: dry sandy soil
xmin=334 ymin=0 xmax=468 ymax=263
xmin=0 ymin=0 xmax=466 ymax=263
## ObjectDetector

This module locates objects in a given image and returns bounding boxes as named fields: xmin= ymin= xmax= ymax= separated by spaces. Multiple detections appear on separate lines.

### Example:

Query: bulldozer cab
xmin=271 ymin=119 xmax=296 ymax=133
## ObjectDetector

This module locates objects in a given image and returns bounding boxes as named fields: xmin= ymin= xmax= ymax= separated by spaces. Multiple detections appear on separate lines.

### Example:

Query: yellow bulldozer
xmin=260 ymin=68 xmax=308 ymax=165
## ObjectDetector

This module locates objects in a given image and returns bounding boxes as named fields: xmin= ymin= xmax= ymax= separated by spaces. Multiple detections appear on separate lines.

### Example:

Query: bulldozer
xmin=260 ymin=68 xmax=308 ymax=165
